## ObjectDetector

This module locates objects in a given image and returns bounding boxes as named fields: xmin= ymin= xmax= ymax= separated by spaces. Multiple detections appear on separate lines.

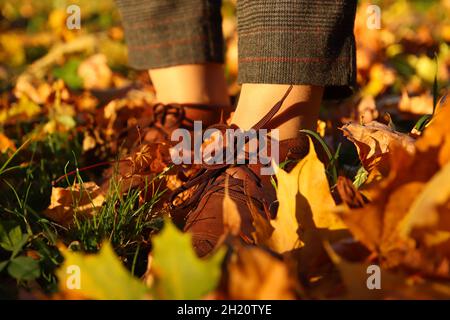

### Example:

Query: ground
xmin=0 ymin=0 xmax=450 ymax=300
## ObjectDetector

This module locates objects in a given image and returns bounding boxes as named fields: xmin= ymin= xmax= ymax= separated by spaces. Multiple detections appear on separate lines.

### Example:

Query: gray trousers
xmin=115 ymin=0 xmax=357 ymax=98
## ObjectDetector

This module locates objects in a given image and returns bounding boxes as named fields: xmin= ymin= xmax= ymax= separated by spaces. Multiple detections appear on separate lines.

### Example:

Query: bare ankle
xmin=232 ymin=84 xmax=324 ymax=140
xmin=149 ymin=63 xmax=230 ymax=107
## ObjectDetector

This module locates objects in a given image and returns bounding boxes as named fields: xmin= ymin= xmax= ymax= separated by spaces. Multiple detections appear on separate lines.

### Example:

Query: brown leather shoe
xmin=170 ymin=86 xmax=326 ymax=257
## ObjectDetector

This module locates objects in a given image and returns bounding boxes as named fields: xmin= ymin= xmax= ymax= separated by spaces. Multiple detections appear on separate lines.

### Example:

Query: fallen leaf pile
xmin=1 ymin=0 xmax=450 ymax=300
xmin=338 ymin=97 xmax=450 ymax=279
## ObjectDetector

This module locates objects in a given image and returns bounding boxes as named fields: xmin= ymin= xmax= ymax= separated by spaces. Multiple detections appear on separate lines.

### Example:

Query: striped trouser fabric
xmin=115 ymin=0 xmax=357 ymax=98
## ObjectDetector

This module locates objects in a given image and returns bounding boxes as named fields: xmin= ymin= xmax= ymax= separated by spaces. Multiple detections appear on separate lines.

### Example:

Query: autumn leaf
xmin=409 ymin=54 xmax=437 ymax=84
xmin=44 ymin=182 xmax=105 ymax=227
xmin=269 ymin=138 xmax=345 ymax=254
xmin=78 ymin=54 xmax=112 ymax=90
xmin=338 ymin=96 xmax=450 ymax=275
xmin=357 ymin=95 xmax=379 ymax=124
xmin=248 ymin=195 xmax=274 ymax=246
xmin=0 ymin=33 xmax=25 ymax=67
xmin=56 ymin=242 xmax=149 ymax=300
xmin=150 ymin=219 xmax=226 ymax=299
xmin=325 ymin=241 xmax=450 ymax=299
xmin=322 ymin=241 xmax=422 ymax=299
xmin=362 ymin=63 xmax=396 ymax=97
xmin=101 ymin=142 xmax=172 ymax=194
xmin=400 ymin=161 xmax=450 ymax=251
xmin=0 ymin=95 xmax=41 ymax=124
xmin=341 ymin=121 xmax=416 ymax=189
xmin=0 ymin=133 xmax=16 ymax=154
xmin=336 ymin=142 xmax=424 ymax=264
xmin=415 ymin=95 xmax=450 ymax=168
xmin=227 ymin=245 xmax=295 ymax=299
xmin=14 ymin=75 xmax=51 ymax=105
xmin=295 ymin=140 xmax=346 ymax=231
xmin=268 ymin=159 xmax=302 ymax=253
xmin=341 ymin=121 xmax=415 ymax=170
xmin=399 ymin=90 xmax=434 ymax=115
xmin=336 ymin=176 xmax=368 ymax=209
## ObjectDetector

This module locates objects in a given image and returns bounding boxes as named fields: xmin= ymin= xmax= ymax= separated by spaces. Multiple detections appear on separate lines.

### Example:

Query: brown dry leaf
xmin=400 ymin=161 xmax=450 ymax=253
xmin=227 ymin=246 xmax=296 ymax=299
xmin=362 ymin=63 xmax=396 ymax=97
xmin=327 ymin=241 xmax=450 ymax=299
xmin=78 ymin=54 xmax=112 ymax=90
xmin=336 ymin=176 xmax=368 ymax=209
xmin=132 ymin=143 xmax=171 ymax=174
xmin=96 ymin=91 xmax=155 ymax=152
xmin=335 ymin=151 xmax=407 ymax=263
xmin=82 ymin=134 xmax=96 ymax=152
xmin=341 ymin=121 xmax=415 ymax=173
xmin=398 ymin=90 xmax=434 ymax=115
xmin=357 ymin=96 xmax=379 ymax=124
xmin=324 ymin=242 xmax=384 ymax=299
xmin=416 ymin=94 xmax=450 ymax=168
xmin=14 ymin=75 xmax=51 ymax=104
xmin=269 ymin=138 xmax=346 ymax=254
xmin=324 ymin=242 xmax=417 ymax=299
xmin=44 ymin=182 xmax=105 ymax=227
xmin=354 ymin=2 xmax=383 ymax=76
xmin=336 ymin=154 xmax=423 ymax=266
xmin=248 ymin=196 xmax=274 ymax=245
xmin=77 ymin=91 xmax=99 ymax=112
xmin=339 ymin=97 xmax=450 ymax=276
xmin=0 ymin=133 xmax=16 ymax=153
xmin=101 ymin=142 xmax=172 ymax=194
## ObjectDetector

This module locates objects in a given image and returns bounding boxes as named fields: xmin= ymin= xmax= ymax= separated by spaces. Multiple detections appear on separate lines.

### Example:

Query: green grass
xmin=66 ymin=165 xmax=167 ymax=275
xmin=0 ymin=130 xmax=168 ymax=297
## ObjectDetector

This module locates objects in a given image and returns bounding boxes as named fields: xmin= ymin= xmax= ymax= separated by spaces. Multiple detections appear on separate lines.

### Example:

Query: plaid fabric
xmin=115 ymin=0 xmax=224 ymax=69
xmin=115 ymin=0 xmax=357 ymax=97
xmin=237 ymin=0 xmax=357 ymax=98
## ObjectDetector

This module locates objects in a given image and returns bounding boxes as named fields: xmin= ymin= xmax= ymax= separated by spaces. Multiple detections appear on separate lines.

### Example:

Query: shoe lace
xmin=170 ymin=85 xmax=293 ymax=213
xmin=151 ymin=103 xmax=193 ymax=138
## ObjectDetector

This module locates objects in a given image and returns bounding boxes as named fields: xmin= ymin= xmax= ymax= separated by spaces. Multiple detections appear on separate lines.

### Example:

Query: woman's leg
xmin=233 ymin=84 xmax=324 ymax=139
xmin=233 ymin=0 xmax=357 ymax=140
xmin=115 ymin=0 xmax=230 ymax=124
xmin=171 ymin=0 xmax=358 ymax=257
xmin=149 ymin=64 xmax=229 ymax=107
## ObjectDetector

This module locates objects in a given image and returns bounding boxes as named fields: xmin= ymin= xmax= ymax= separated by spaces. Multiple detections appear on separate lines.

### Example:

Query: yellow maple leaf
xmin=57 ymin=242 xmax=149 ymax=300
xmin=269 ymin=138 xmax=345 ymax=254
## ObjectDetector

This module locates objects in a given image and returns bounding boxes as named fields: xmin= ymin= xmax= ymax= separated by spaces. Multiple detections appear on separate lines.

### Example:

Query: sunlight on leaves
xmin=57 ymin=242 xmax=149 ymax=300
xmin=150 ymin=220 xmax=226 ymax=300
